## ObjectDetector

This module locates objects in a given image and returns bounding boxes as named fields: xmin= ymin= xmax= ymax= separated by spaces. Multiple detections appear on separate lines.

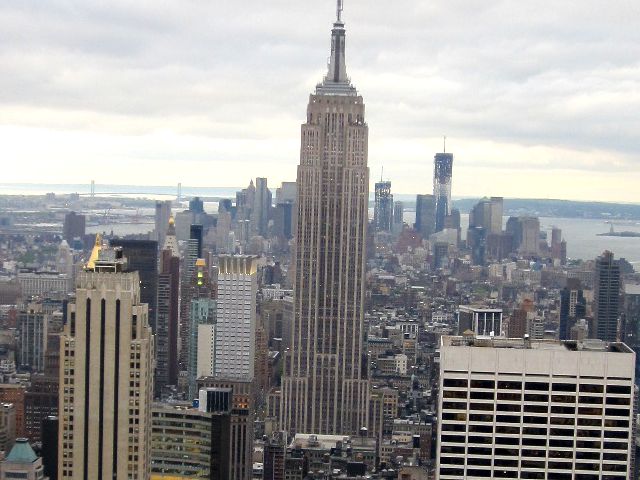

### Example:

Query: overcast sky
xmin=1 ymin=0 xmax=639 ymax=202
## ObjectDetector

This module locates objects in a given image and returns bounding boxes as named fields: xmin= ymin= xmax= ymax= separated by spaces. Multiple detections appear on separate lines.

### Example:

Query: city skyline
xmin=1 ymin=1 xmax=639 ymax=201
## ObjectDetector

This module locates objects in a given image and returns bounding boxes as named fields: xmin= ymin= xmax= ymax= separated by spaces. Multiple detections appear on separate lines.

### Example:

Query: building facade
xmin=281 ymin=3 xmax=369 ymax=436
xmin=437 ymin=335 xmax=635 ymax=479
xmin=374 ymin=181 xmax=393 ymax=232
xmin=433 ymin=153 xmax=453 ymax=233
xmin=214 ymin=255 xmax=258 ymax=380
xmin=58 ymin=246 xmax=154 ymax=480
xmin=594 ymin=250 xmax=621 ymax=342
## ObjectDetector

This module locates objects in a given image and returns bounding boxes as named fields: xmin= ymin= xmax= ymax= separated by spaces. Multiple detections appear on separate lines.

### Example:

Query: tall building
xmin=189 ymin=196 xmax=204 ymax=214
xmin=197 ymin=379 xmax=254 ymax=480
xmin=594 ymin=250 xmax=622 ymax=342
xmin=188 ymin=259 xmax=216 ymax=399
xmin=559 ymin=278 xmax=586 ymax=340
xmin=18 ymin=303 xmax=48 ymax=372
xmin=437 ymin=335 xmax=635 ymax=479
xmin=414 ymin=194 xmax=436 ymax=239
xmin=489 ymin=196 xmax=503 ymax=234
xmin=155 ymin=221 xmax=180 ymax=395
xmin=275 ymin=182 xmax=297 ymax=204
xmin=433 ymin=152 xmax=453 ymax=233
xmin=109 ymin=239 xmax=158 ymax=331
xmin=281 ymin=2 xmax=369 ymax=436
xmin=374 ymin=180 xmax=393 ymax=232
xmin=392 ymin=201 xmax=404 ymax=234
xmin=215 ymin=255 xmax=258 ymax=380
xmin=623 ymin=284 xmax=640 ymax=380
xmin=58 ymin=244 xmax=154 ymax=480
xmin=154 ymin=200 xmax=172 ymax=247
xmin=63 ymin=212 xmax=85 ymax=243
xmin=252 ymin=177 xmax=272 ymax=237
xmin=179 ymin=224 xmax=203 ymax=371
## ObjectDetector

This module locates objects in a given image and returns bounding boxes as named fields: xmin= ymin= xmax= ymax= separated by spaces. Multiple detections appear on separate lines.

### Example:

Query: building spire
xmin=327 ymin=0 xmax=347 ymax=83
xmin=316 ymin=0 xmax=356 ymax=95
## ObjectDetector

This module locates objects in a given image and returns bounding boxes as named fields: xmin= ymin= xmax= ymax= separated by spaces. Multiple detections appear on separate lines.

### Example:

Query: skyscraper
xmin=18 ymin=302 xmax=48 ymax=372
xmin=281 ymin=2 xmax=369 ymax=436
xmin=58 ymin=244 xmax=153 ymax=480
xmin=252 ymin=177 xmax=272 ymax=237
xmin=63 ymin=212 xmax=85 ymax=244
xmin=153 ymin=200 xmax=172 ymax=247
xmin=594 ymin=250 xmax=622 ymax=342
xmin=433 ymin=152 xmax=453 ymax=233
xmin=155 ymin=218 xmax=180 ymax=395
xmin=415 ymin=194 xmax=436 ymax=239
xmin=214 ymin=255 xmax=258 ymax=380
xmin=374 ymin=180 xmax=393 ymax=232
xmin=559 ymin=278 xmax=585 ymax=340
xmin=179 ymin=224 xmax=203 ymax=371
xmin=109 ymin=239 xmax=158 ymax=331
xmin=188 ymin=258 xmax=216 ymax=399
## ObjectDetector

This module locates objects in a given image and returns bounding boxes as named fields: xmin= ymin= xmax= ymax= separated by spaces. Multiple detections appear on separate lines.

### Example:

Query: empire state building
xmin=281 ymin=1 xmax=369 ymax=435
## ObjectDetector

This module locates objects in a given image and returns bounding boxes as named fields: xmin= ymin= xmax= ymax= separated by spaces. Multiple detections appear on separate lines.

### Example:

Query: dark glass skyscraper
xmin=433 ymin=152 xmax=453 ymax=232
xmin=374 ymin=180 xmax=393 ymax=232
xmin=109 ymin=239 xmax=158 ymax=331
xmin=415 ymin=194 xmax=436 ymax=239
xmin=594 ymin=250 xmax=621 ymax=342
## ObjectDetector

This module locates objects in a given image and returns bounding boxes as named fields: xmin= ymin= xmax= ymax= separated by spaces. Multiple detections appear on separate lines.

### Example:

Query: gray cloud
xmin=0 ymin=0 xmax=638 ymax=197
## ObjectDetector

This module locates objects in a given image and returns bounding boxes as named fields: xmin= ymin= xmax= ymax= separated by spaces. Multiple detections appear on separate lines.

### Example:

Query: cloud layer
xmin=1 ymin=0 xmax=639 ymax=201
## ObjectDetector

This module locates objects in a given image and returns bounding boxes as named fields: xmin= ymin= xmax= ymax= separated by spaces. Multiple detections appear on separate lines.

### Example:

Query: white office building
xmin=437 ymin=335 xmax=635 ymax=479
xmin=214 ymin=255 xmax=258 ymax=380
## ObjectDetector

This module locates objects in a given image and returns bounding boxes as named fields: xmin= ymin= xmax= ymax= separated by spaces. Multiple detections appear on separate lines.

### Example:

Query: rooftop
xmin=5 ymin=438 xmax=38 ymax=464
xmin=442 ymin=335 xmax=633 ymax=354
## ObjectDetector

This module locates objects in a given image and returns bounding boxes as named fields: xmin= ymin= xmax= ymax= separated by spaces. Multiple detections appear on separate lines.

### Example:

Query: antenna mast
xmin=443 ymin=135 xmax=447 ymax=153
xmin=337 ymin=0 xmax=343 ymax=22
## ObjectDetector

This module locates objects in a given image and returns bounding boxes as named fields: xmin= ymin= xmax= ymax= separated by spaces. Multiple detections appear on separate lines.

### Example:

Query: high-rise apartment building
xmin=58 ymin=245 xmax=153 ymax=480
xmin=215 ymin=255 xmax=258 ymax=380
xmin=281 ymin=3 xmax=369 ymax=436
xmin=18 ymin=302 xmax=48 ymax=372
xmin=155 ymin=219 xmax=180 ymax=395
xmin=434 ymin=153 xmax=454 ymax=233
xmin=594 ymin=250 xmax=622 ymax=342
xmin=374 ymin=180 xmax=393 ymax=232
xmin=437 ymin=335 xmax=635 ymax=479
xmin=415 ymin=194 xmax=436 ymax=239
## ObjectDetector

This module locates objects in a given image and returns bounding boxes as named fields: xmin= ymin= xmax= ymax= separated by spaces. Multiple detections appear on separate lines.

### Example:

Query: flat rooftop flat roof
xmin=441 ymin=335 xmax=633 ymax=354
